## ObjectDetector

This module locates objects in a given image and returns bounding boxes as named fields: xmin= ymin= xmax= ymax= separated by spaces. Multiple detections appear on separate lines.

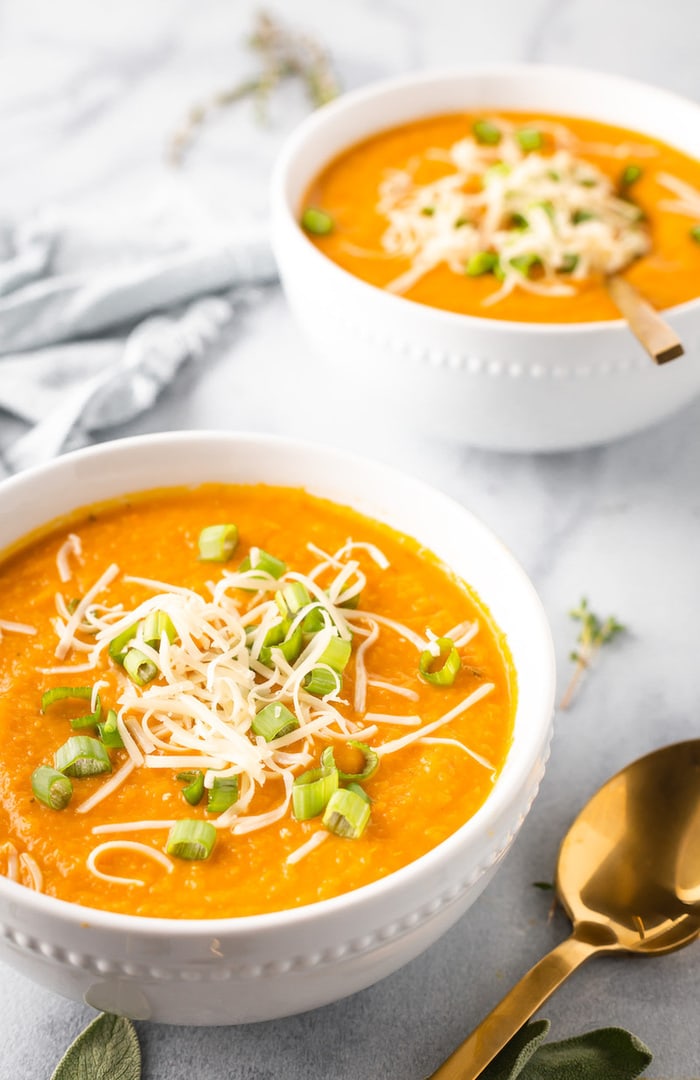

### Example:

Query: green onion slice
xmin=123 ymin=649 xmax=159 ymax=687
xmin=108 ymin=623 xmax=139 ymax=665
xmin=258 ymin=622 xmax=304 ymax=667
xmin=323 ymin=788 xmax=371 ymax=839
xmin=207 ymin=775 xmax=239 ymax=814
xmin=239 ymin=548 xmax=287 ymax=584
xmin=516 ymin=128 xmax=543 ymax=152
xmin=510 ymin=253 xmax=542 ymax=277
xmin=559 ymin=253 xmax=579 ymax=274
xmin=620 ymin=164 xmax=643 ymax=188
xmin=142 ymin=610 xmax=177 ymax=649
xmin=473 ymin=119 xmax=501 ymax=146
xmin=304 ymin=666 xmax=341 ymax=697
xmin=419 ymin=637 xmax=461 ymax=687
xmin=420 ymin=206 xmax=435 ymax=216
xmin=346 ymin=782 xmax=371 ymax=804
xmin=292 ymin=766 xmax=339 ymax=820
xmin=166 ymin=819 xmax=217 ymax=860
xmin=252 ymin=702 xmax=299 ymax=742
xmin=317 ymin=636 xmax=352 ymax=673
xmin=31 ymin=765 xmax=73 ymax=810
xmin=55 ymin=735 xmax=112 ymax=778
xmin=277 ymin=581 xmax=312 ymax=616
xmin=320 ymin=740 xmax=379 ymax=782
xmin=41 ymin=686 xmax=92 ymax=712
xmin=71 ymin=696 xmax=103 ymax=730
xmin=302 ymin=606 xmax=326 ymax=633
xmin=98 ymin=709 xmax=124 ymax=749
xmin=176 ymin=769 xmax=205 ymax=806
xmin=690 ymin=225 xmax=700 ymax=244
xmin=301 ymin=207 xmax=334 ymax=236
xmin=198 ymin=524 xmax=239 ymax=563
xmin=465 ymin=251 xmax=498 ymax=277
xmin=572 ymin=209 xmax=595 ymax=224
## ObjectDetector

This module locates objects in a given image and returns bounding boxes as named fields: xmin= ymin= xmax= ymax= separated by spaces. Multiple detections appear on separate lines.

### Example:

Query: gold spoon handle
xmin=427 ymin=935 xmax=598 ymax=1079
xmin=605 ymin=275 xmax=684 ymax=365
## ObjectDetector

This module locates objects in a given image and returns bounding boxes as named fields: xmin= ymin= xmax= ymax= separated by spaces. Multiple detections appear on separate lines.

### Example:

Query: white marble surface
xmin=1 ymin=0 xmax=700 ymax=1076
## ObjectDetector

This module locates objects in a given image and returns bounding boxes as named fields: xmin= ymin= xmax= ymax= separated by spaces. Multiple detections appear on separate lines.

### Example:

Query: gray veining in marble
xmin=1 ymin=0 xmax=699 ymax=1076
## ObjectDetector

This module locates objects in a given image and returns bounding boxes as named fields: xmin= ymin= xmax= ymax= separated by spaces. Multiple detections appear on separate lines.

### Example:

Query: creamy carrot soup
xmin=0 ymin=485 xmax=515 ymax=918
xmin=302 ymin=111 xmax=700 ymax=322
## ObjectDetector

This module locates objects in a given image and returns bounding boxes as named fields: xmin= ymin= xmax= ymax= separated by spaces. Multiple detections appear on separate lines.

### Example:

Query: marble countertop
xmin=1 ymin=0 xmax=699 ymax=1075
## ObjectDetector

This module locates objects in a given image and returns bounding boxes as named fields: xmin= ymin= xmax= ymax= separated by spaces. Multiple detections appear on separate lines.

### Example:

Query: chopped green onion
xmin=98 ymin=709 xmax=124 ymax=749
xmin=278 ymin=581 xmax=312 ymax=616
xmin=260 ymin=623 xmax=304 ymax=666
xmin=279 ymin=624 xmax=304 ymax=663
xmin=123 ymin=648 xmax=159 ymax=686
xmin=620 ymin=164 xmax=643 ymax=188
xmin=484 ymin=162 xmax=510 ymax=181
xmin=198 ymin=523 xmax=239 ymax=562
xmin=41 ymin=686 xmax=92 ymax=712
xmin=559 ymin=253 xmax=579 ymax=274
xmin=142 ymin=610 xmax=177 ymax=649
xmin=166 ymin=819 xmax=217 ymax=860
xmin=108 ymin=623 xmax=139 ymax=665
xmin=454 ymin=216 xmax=470 ymax=229
xmin=473 ymin=119 xmax=501 ymax=146
xmin=510 ymin=253 xmax=542 ymax=277
xmin=303 ymin=607 xmax=326 ymax=633
xmin=317 ymin=636 xmax=352 ymax=673
xmin=578 ymin=176 xmax=596 ymax=187
xmin=509 ymin=212 xmax=529 ymax=230
xmin=239 ymin=549 xmax=287 ymax=582
xmin=252 ymin=702 xmax=299 ymax=742
xmin=320 ymin=740 xmax=379 ymax=782
xmin=70 ymin=695 xmax=103 ymax=731
xmin=572 ymin=209 xmax=595 ymax=224
xmin=66 ymin=598 xmax=80 ymax=615
xmin=421 ymin=206 xmax=435 ymax=216
xmin=292 ymin=766 xmax=339 ymax=820
xmin=207 ymin=775 xmax=239 ymax=814
xmin=176 ymin=770 xmax=205 ymax=806
xmin=690 ymin=225 xmax=700 ymax=244
xmin=55 ymin=735 xmax=112 ymax=778
xmin=304 ymin=667 xmax=341 ymax=697
xmin=323 ymin=788 xmax=371 ymax=839
xmin=516 ymin=128 xmax=543 ymax=152
xmin=466 ymin=251 xmax=498 ymax=277
xmin=419 ymin=637 xmax=461 ymax=687
xmin=31 ymin=765 xmax=73 ymax=810
xmin=536 ymin=200 xmax=555 ymax=220
xmin=346 ymin=782 xmax=371 ymax=804
xmin=301 ymin=207 xmax=334 ymax=236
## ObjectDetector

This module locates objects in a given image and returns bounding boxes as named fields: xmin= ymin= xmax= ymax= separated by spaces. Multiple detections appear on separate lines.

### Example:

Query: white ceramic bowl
xmin=0 ymin=432 xmax=554 ymax=1024
xmin=271 ymin=66 xmax=700 ymax=452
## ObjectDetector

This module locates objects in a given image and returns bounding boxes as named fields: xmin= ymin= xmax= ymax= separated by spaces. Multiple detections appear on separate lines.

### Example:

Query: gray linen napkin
xmin=0 ymin=204 xmax=277 ymax=475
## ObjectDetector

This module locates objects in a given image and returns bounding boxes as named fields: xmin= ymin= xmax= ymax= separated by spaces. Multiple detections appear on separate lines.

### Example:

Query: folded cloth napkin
xmin=0 ymin=197 xmax=278 ymax=476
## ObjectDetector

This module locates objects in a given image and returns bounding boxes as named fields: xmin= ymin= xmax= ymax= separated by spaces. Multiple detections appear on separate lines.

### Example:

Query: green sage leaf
xmin=51 ymin=1013 xmax=141 ymax=1080
xmin=481 ymin=1020 xmax=551 ymax=1080
xmin=523 ymin=1026 xmax=653 ymax=1079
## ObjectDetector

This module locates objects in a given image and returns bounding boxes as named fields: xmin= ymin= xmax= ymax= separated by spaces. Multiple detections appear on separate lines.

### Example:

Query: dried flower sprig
xmin=559 ymin=597 xmax=625 ymax=710
xmin=168 ymin=11 xmax=340 ymax=166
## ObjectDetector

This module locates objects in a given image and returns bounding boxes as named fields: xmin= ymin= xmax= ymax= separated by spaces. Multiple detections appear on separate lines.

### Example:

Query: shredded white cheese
xmin=44 ymin=532 xmax=498 ymax=859
xmin=0 ymin=619 xmax=37 ymax=638
xmin=19 ymin=852 xmax=43 ymax=892
xmin=56 ymin=533 xmax=83 ymax=583
xmin=286 ymin=829 xmax=329 ymax=865
xmin=373 ymin=118 xmax=652 ymax=303
xmin=86 ymin=840 xmax=173 ymax=887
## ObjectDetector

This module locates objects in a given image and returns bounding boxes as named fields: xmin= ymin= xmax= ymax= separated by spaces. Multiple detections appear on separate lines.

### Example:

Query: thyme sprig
xmin=168 ymin=11 xmax=339 ymax=166
xmin=559 ymin=597 xmax=625 ymax=710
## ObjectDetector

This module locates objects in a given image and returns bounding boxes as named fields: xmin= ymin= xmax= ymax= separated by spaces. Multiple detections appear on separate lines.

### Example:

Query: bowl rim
xmin=0 ymin=430 xmax=555 ymax=938
xmin=270 ymin=61 xmax=700 ymax=335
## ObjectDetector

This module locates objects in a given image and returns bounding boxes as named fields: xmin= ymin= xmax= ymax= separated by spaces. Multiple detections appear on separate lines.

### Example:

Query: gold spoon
xmin=428 ymin=739 xmax=700 ymax=1079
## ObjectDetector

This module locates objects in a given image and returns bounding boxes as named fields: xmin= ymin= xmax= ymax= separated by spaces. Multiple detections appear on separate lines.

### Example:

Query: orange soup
xmin=0 ymin=485 xmax=515 ymax=918
xmin=302 ymin=111 xmax=700 ymax=322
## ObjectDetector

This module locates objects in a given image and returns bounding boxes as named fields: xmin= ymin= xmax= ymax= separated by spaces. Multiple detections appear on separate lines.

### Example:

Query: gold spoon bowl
xmin=429 ymin=739 xmax=700 ymax=1079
